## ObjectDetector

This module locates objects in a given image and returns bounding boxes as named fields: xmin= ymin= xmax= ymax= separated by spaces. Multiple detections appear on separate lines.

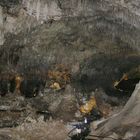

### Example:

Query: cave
xmin=0 ymin=0 xmax=140 ymax=140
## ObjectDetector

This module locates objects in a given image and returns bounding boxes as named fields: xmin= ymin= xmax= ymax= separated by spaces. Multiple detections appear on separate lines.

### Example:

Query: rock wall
xmin=0 ymin=0 xmax=139 ymax=92
xmin=0 ymin=0 xmax=140 ymax=48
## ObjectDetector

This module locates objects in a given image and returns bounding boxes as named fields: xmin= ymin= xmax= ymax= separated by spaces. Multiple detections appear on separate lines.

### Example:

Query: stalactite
xmin=0 ymin=6 xmax=4 ymax=45
xmin=22 ymin=0 xmax=62 ymax=21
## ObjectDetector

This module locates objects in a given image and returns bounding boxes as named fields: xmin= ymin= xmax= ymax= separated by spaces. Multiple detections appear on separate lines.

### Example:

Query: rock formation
xmin=0 ymin=0 xmax=140 ymax=139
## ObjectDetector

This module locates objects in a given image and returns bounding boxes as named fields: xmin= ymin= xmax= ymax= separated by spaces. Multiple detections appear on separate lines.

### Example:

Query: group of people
xmin=0 ymin=72 xmax=46 ymax=98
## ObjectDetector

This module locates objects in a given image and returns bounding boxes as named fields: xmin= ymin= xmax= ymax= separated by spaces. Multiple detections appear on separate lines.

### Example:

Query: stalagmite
xmin=88 ymin=81 xmax=140 ymax=139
